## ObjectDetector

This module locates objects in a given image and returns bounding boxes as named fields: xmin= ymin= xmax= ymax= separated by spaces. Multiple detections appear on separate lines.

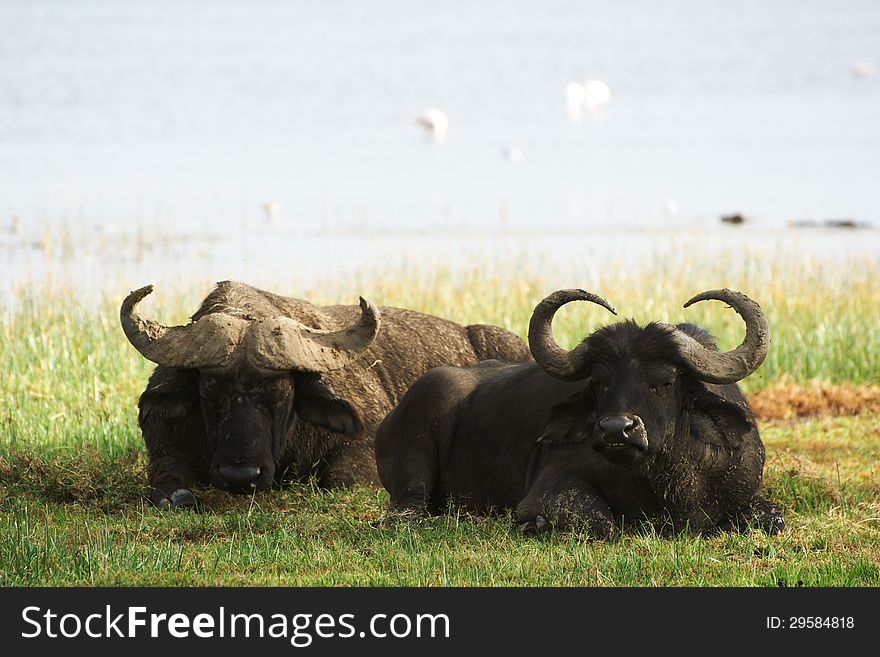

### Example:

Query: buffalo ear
xmin=294 ymin=374 xmax=364 ymax=438
xmin=537 ymin=386 xmax=596 ymax=445
xmin=686 ymin=382 xmax=755 ymax=447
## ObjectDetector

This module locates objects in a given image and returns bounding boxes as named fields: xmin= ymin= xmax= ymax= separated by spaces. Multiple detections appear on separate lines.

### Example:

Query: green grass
xmin=1 ymin=254 xmax=878 ymax=586
xmin=1 ymin=414 xmax=878 ymax=586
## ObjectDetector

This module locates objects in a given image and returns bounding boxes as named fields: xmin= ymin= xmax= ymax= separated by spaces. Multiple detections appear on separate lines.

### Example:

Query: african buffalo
xmin=376 ymin=288 xmax=784 ymax=537
xmin=120 ymin=280 xmax=530 ymax=508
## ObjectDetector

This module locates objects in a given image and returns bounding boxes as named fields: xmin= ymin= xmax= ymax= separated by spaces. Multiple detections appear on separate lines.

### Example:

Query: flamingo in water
xmin=416 ymin=108 xmax=448 ymax=143
xmin=566 ymin=79 xmax=612 ymax=122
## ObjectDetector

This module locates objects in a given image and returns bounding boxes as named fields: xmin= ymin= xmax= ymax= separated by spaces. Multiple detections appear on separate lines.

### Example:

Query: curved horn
xmin=669 ymin=288 xmax=769 ymax=384
xmin=120 ymin=285 xmax=249 ymax=368
xmin=247 ymin=296 xmax=381 ymax=373
xmin=528 ymin=289 xmax=616 ymax=381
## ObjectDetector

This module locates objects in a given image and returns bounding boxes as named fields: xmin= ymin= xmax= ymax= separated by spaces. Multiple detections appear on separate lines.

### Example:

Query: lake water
xmin=1 ymin=0 xmax=878 ymax=300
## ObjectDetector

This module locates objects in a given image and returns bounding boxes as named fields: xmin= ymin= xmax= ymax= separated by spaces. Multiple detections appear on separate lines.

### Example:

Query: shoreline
xmin=2 ymin=223 xmax=878 ymax=307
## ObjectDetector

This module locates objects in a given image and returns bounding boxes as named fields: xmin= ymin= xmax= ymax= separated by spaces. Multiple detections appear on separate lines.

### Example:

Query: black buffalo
xmin=120 ymin=280 xmax=530 ymax=508
xmin=375 ymin=288 xmax=784 ymax=537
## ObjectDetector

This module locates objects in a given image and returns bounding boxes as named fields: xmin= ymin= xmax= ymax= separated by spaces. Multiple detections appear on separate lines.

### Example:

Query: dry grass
xmin=750 ymin=382 xmax=880 ymax=421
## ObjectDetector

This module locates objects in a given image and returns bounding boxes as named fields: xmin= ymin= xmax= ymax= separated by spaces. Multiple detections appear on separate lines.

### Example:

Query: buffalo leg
xmin=320 ymin=439 xmax=381 ymax=488
xmin=516 ymin=478 xmax=614 ymax=539
xmin=385 ymin=455 xmax=438 ymax=515
xmin=138 ymin=366 xmax=208 ymax=509
xmin=375 ymin=409 xmax=444 ymax=516
xmin=379 ymin=436 xmax=439 ymax=516
xmin=720 ymin=494 xmax=786 ymax=535
xmin=147 ymin=456 xmax=201 ymax=508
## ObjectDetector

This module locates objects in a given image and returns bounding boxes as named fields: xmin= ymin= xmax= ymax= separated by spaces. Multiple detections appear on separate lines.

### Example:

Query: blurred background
xmin=0 ymin=0 xmax=878 ymax=301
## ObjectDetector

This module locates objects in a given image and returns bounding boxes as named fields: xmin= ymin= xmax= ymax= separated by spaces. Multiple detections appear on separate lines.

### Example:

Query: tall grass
xmin=2 ymin=251 xmax=876 ymax=453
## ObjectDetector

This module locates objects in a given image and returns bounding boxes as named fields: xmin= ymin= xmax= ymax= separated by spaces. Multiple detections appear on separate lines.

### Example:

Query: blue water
xmin=0 ymin=0 xmax=878 ymax=298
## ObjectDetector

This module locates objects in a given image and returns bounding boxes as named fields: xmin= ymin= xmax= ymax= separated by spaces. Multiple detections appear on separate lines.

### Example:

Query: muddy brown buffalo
xmin=121 ymin=280 xmax=530 ymax=508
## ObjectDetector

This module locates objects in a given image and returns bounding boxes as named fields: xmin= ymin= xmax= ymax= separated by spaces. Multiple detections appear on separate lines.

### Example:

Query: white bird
xmin=665 ymin=197 xmax=679 ymax=217
xmin=565 ymin=80 xmax=612 ymax=122
xmin=502 ymin=145 xmax=523 ymax=163
xmin=263 ymin=202 xmax=282 ymax=228
xmin=416 ymin=108 xmax=448 ymax=143
xmin=582 ymin=79 xmax=612 ymax=111
xmin=852 ymin=61 xmax=875 ymax=78
xmin=565 ymin=83 xmax=588 ymax=122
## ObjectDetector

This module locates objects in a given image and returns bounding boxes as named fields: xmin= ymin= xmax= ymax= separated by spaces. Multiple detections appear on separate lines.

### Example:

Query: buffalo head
xmin=121 ymin=285 xmax=380 ymax=492
xmin=529 ymin=288 xmax=768 ymax=464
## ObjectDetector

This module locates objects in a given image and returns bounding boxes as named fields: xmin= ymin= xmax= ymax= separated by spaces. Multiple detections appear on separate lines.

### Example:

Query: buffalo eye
xmin=590 ymin=366 xmax=612 ymax=387
xmin=645 ymin=363 xmax=678 ymax=393
xmin=648 ymin=375 xmax=677 ymax=393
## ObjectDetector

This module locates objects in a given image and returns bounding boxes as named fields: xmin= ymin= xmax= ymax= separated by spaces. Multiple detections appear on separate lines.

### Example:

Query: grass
xmin=1 ymin=252 xmax=878 ymax=585
xmin=1 ymin=414 xmax=878 ymax=586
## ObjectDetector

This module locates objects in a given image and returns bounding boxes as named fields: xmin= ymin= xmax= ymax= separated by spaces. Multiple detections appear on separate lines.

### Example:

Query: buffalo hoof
xmin=377 ymin=507 xmax=423 ymax=528
xmin=171 ymin=488 xmax=198 ymax=508
xmin=747 ymin=498 xmax=786 ymax=535
xmin=153 ymin=488 xmax=200 ymax=511
xmin=519 ymin=515 xmax=552 ymax=536
xmin=761 ymin=511 xmax=786 ymax=535
xmin=519 ymin=520 xmax=537 ymax=535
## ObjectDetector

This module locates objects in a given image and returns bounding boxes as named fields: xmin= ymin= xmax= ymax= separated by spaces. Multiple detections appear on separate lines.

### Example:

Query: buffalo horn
xmin=246 ymin=297 xmax=380 ymax=373
xmin=120 ymin=285 xmax=249 ymax=369
xmin=669 ymin=288 xmax=769 ymax=384
xmin=120 ymin=285 xmax=380 ymax=373
xmin=528 ymin=289 xmax=617 ymax=381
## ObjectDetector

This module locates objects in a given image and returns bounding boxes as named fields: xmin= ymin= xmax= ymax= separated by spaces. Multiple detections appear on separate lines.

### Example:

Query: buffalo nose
xmin=599 ymin=416 xmax=635 ymax=436
xmin=217 ymin=466 xmax=262 ymax=490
